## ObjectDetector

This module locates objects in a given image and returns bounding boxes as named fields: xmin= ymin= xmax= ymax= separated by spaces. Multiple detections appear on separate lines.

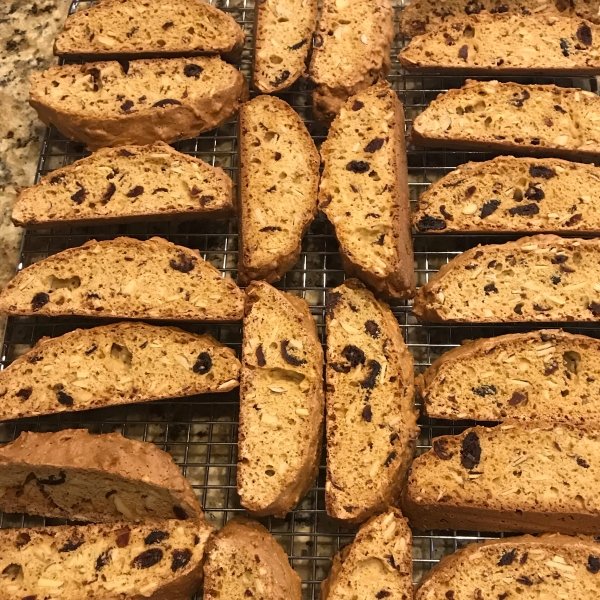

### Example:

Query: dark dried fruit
xmin=484 ymin=283 xmax=498 ymax=295
xmin=458 ymin=44 xmax=468 ymax=60
xmin=417 ymin=215 xmax=447 ymax=231
xmin=577 ymin=22 xmax=593 ymax=46
xmin=508 ymin=203 xmax=539 ymax=216
xmin=183 ymin=64 xmax=203 ymax=78
xmin=119 ymin=149 xmax=134 ymax=157
xmin=565 ymin=213 xmax=582 ymax=227
xmin=71 ymin=184 xmax=86 ymax=204
xmin=193 ymin=352 xmax=212 ymax=374
xmin=577 ymin=456 xmax=590 ymax=468
xmin=472 ymin=384 xmax=496 ymax=397
xmin=132 ymin=548 xmax=163 ymax=569
xmin=281 ymin=340 xmax=307 ymax=366
xmin=360 ymin=360 xmax=381 ymax=389
xmin=152 ymin=99 xmax=182 ymax=108
xmin=352 ymin=100 xmax=364 ymax=111
xmin=554 ymin=104 xmax=567 ymax=114
xmin=326 ymin=291 xmax=342 ymax=312
xmin=465 ymin=0 xmax=483 ymax=13
xmin=102 ymin=182 xmax=116 ymax=203
xmin=330 ymin=363 xmax=351 ymax=374
xmin=461 ymin=431 xmax=482 ymax=470
xmin=551 ymin=275 xmax=561 ymax=285
xmin=589 ymin=302 xmax=600 ymax=316
xmin=173 ymin=505 xmax=189 ymax=519
xmin=445 ymin=592 xmax=455 ymax=600
xmin=256 ymin=345 xmax=266 ymax=367
xmin=529 ymin=165 xmax=556 ymax=179
xmin=38 ymin=471 xmax=66 ymax=485
xmin=346 ymin=160 xmax=370 ymax=173
xmin=145 ymin=530 xmax=170 ymax=545
xmin=59 ymin=539 xmax=84 ymax=552
xmin=383 ymin=452 xmax=396 ymax=467
xmin=440 ymin=205 xmax=453 ymax=220
xmin=560 ymin=38 xmax=570 ymax=56
xmin=270 ymin=70 xmax=290 ymax=86
xmin=544 ymin=360 xmax=559 ymax=375
xmin=120 ymin=99 xmax=134 ymax=112
xmin=341 ymin=345 xmax=366 ymax=368
xmin=490 ymin=4 xmax=508 ymax=12
xmin=365 ymin=320 xmax=380 ymax=338
xmin=480 ymin=199 xmax=500 ymax=219
xmin=56 ymin=390 xmax=74 ymax=406
xmin=521 ymin=552 xmax=529 ymax=564
xmin=169 ymin=252 xmax=196 ymax=273
xmin=16 ymin=387 xmax=32 ymax=401
xmin=561 ymin=264 xmax=575 ymax=274
xmin=171 ymin=548 xmax=192 ymax=572
xmin=126 ymin=185 xmax=144 ymax=198
xmin=498 ymin=548 xmax=517 ymax=566
xmin=116 ymin=530 xmax=130 ymax=548
xmin=508 ymin=89 xmax=530 ymax=108
xmin=524 ymin=185 xmax=544 ymax=201
xmin=259 ymin=225 xmax=282 ymax=232
xmin=364 ymin=138 xmax=384 ymax=153
xmin=96 ymin=549 xmax=112 ymax=571
xmin=533 ymin=303 xmax=550 ymax=312
xmin=588 ymin=555 xmax=600 ymax=573
xmin=289 ymin=38 xmax=307 ymax=50
xmin=433 ymin=439 xmax=453 ymax=460
xmin=509 ymin=391 xmax=528 ymax=406
xmin=16 ymin=532 xmax=30 ymax=548
xmin=362 ymin=404 xmax=372 ymax=422
xmin=152 ymin=187 xmax=168 ymax=194
xmin=516 ymin=576 xmax=533 ymax=586
xmin=552 ymin=254 xmax=569 ymax=264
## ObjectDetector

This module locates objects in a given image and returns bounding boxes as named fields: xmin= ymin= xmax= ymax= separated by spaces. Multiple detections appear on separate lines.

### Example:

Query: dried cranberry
xmin=460 ymin=431 xmax=481 ymax=469
xmin=364 ymin=138 xmax=384 ymax=153
xmin=565 ymin=214 xmax=582 ymax=227
xmin=341 ymin=345 xmax=365 ymax=368
xmin=59 ymin=539 xmax=84 ymax=552
xmin=524 ymin=185 xmax=545 ymax=201
xmin=71 ymin=184 xmax=86 ymax=204
xmin=508 ymin=203 xmax=539 ymax=216
xmin=144 ymin=530 xmax=169 ymax=545
xmin=516 ymin=576 xmax=533 ymax=586
xmin=352 ymin=100 xmax=364 ymax=111
xmin=588 ymin=555 xmax=600 ymax=573
xmin=484 ymin=283 xmax=498 ymax=295
xmin=132 ymin=548 xmax=163 ymax=569
xmin=56 ymin=390 xmax=74 ymax=406
xmin=256 ymin=345 xmax=266 ymax=367
xmin=102 ymin=182 xmax=116 ymax=203
xmin=498 ymin=549 xmax=517 ymax=566
xmin=416 ymin=215 xmax=447 ymax=231
xmin=193 ymin=352 xmax=212 ymax=374
xmin=365 ymin=320 xmax=380 ymax=338
xmin=458 ymin=44 xmax=468 ymax=60
xmin=529 ymin=165 xmax=556 ymax=179
xmin=508 ymin=391 xmax=528 ymax=406
xmin=346 ymin=160 xmax=370 ymax=173
xmin=362 ymin=404 xmax=372 ymax=422
xmin=472 ymin=385 xmax=496 ymax=397
xmin=183 ymin=64 xmax=203 ymax=78
xmin=169 ymin=252 xmax=196 ymax=273
xmin=589 ymin=302 xmax=600 ymax=316
xmin=577 ymin=23 xmax=593 ymax=46
xmin=360 ymin=360 xmax=381 ymax=389
xmin=171 ymin=549 xmax=192 ymax=571
xmin=116 ymin=530 xmax=131 ymax=548
xmin=560 ymin=38 xmax=570 ymax=57
xmin=552 ymin=254 xmax=569 ymax=264
xmin=480 ymin=199 xmax=500 ymax=219
xmin=120 ymin=99 xmax=135 ymax=113
xmin=16 ymin=387 xmax=32 ymax=401
xmin=95 ymin=549 xmax=112 ymax=571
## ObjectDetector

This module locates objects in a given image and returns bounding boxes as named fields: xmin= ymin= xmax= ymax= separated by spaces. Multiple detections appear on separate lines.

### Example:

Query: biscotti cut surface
xmin=320 ymin=509 xmax=413 ymax=600
xmin=0 ymin=322 xmax=239 ymax=422
xmin=54 ymin=0 xmax=245 ymax=60
xmin=238 ymin=281 xmax=324 ymax=517
xmin=308 ymin=0 xmax=394 ymax=122
xmin=411 ymin=79 xmax=600 ymax=160
xmin=413 ymin=156 xmax=600 ymax=233
xmin=419 ymin=329 xmax=600 ymax=423
xmin=400 ymin=14 xmax=600 ymax=74
xmin=319 ymin=83 xmax=416 ymax=298
xmin=325 ymin=280 xmax=418 ymax=524
xmin=404 ymin=422 xmax=600 ymax=534
xmin=13 ymin=142 xmax=234 ymax=227
xmin=413 ymin=235 xmax=600 ymax=322
xmin=239 ymin=96 xmax=319 ymax=284
xmin=29 ymin=57 xmax=247 ymax=150
xmin=416 ymin=534 xmax=600 ymax=600
xmin=203 ymin=518 xmax=301 ymax=600
xmin=0 ymin=429 xmax=202 ymax=522
xmin=253 ymin=0 xmax=318 ymax=92
xmin=0 ymin=518 xmax=213 ymax=600
xmin=0 ymin=237 xmax=244 ymax=321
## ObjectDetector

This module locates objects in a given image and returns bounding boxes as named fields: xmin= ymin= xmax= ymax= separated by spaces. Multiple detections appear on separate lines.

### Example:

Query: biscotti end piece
xmin=413 ymin=156 xmax=600 ymax=234
xmin=411 ymin=79 xmax=600 ymax=161
xmin=55 ymin=0 xmax=245 ymax=61
xmin=29 ymin=58 xmax=247 ymax=150
xmin=239 ymin=96 xmax=319 ymax=284
xmin=320 ymin=509 xmax=413 ymax=600
xmin=253 ymin=0 xmax=318 ymax=93
xmin=0 ymin=236 xmax=244 ymax=321
xmin=0 ymin=518 xmax=213 ymax=600
xmin=0 ymin=322 xmax=239 ymax=422
xmin=325 ymin=280 xmax=418 ymax=524
xmin=309 ymin=0 xmax=394 ymax=123
xmin=404 ymin=422 xmax=600 ymax=534
xmin=238 ymin=281 xmax=324 ymax=517
xmin=418 ymin=329 xmax=600 ymax=423
xmin=13 ymin=142 xmax=234 ymax=227
xmin=204 ymin=518 xmax=302 ymax=600
xmin=319 ymin=83 xmax=416 ymax=298
xmin=413 ymin=234 xmax=600 ymax=322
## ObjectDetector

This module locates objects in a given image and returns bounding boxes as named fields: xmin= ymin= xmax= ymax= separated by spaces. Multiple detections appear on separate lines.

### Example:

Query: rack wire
xmin=2 ymin=0 xmax=600 ymax=597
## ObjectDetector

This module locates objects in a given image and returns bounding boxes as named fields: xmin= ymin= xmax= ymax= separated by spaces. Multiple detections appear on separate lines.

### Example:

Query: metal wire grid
xmin=2 ymin=0 xmax=600 ymax=597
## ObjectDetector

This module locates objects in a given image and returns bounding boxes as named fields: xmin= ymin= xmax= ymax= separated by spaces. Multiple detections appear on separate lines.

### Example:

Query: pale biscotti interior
xmin=420 ymin=329 xmax=600 ymax=423
xmin=238 ymin=281 xmax=324 ymax=517
xmin=413 ymin=156 xmax=600 ymax=233
xmin=0 ymin=322 xmax=239 ymax=422
xmin=239 ymin=95 xmax=319 ymax=283
xmin=0 ymin=429 xmax=201 ymax=522
xmin=413 ymin=235 xmax=600 ymax=322
xmin=54 ymin=0 xmax=244 ymax=59
xmin=0 ymin=519 xmax=213 ymax=599
xmin=253 ymin=0 xmax=318 ymax=93
xmin=0 ymin=237 xmax=244 ymax=321
xmin=13 ymin=142 xmax=234 ymax=227
xmin=325 ymin=280 xmax=418 ymax=523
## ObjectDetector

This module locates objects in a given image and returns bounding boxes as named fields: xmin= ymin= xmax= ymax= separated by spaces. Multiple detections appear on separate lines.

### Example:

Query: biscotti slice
xmin=203 ymin=518 xmax=301 ymax=600
xmin=413 ymin=156 xmax=600 ymax=234
xmin=413 ymin=234 xmax=600 ymax=322
xmin=404 ymin=421 xmax=600 ymax=534
xmin=239 ymin=96 xmax=319 ymax=284
xmin=325 ymin=280 xmax=419 ymax=524
xmin=0 ymin=237 xmax=244 ymax=321
xmin=418 ymin=329 xmax=600 ymax=423
xmin=320 ymin=509 xmax=413 ymax=600
xmin=308 ymin=0 xmax=394 ymax=123
xmin=13 ymin=142 xmax=234 ymax=227
xmin=238 ymin=281 xmax=324 ymax=517
xmin=411 ymin=79 xmax=600 ymax=161
xmin=54 ymin=0 xmax=245 ymax=61
xmin=0 ymin=322 xmax=239 ymax=422
xmin=29 ymin=57 xmax=247 ymax=150
xmin=400 ymin=14 xmax=600 ymax=74
xmin=319 ymin=83 xmax=416 ymax=298
xmin=0 ymin=518 xmax=213 ymax=600
xmin=0 ymin=429 xmax=202 ymax=522
xmin=253 ymin=0 xmax=318 ymax=93
xmin=416 ymin=534 xmax=600 ymax=600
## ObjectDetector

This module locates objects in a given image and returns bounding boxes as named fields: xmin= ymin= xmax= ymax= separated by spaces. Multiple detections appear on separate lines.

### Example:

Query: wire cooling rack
xmin=2 ymin=0 xmax=600 ymax=597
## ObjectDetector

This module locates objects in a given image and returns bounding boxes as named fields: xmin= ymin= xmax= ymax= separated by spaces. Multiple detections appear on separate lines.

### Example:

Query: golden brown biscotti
xmin=0 ymin=429 xmax=202 ymax=522
xmin=411 ymin=79 xmax=600 ymax=161
xmin=0 ymin=237 xmax=244 ymax=321
xmin=325 ymin=280 xmax=418 ymax=524
xmin=238 ymin=281 xmax=324 ymax=517
xmin=319 ymin=83 xmax=416 ymax=298
xmin=0 ymin=322 xmax=239 ymax=422
xmin=308 ymin=0 xmax=394 ymax=123
xmin=203 ymin=518 xmax=301 ymax=600
xmin=416 ymin=534 xmax=600 ymax=600
xmin=320 ymin=509 xmax=413 ymax=600
xmin=54 ymin=0 xmax=245 ymax=61
xmin=404 ymin=421 xmax=600 ymax=534
xmin=29 ymin=58 xmax=247 ymax=151
xmin=12 ymin=142 xmax=234 ymax=228
xmin=238 ymin=96 xmax=319 ymax=284
xmin=418 ymin=329 xmax=600 ymax=423
xmin=0 ymin=518 xmax=213 ymax=600
xmin=413 ymin=156 xmax=600 ymax=234
xmin=253 ymin=0 xmax=318 ymax=93
xmin=412 ymin=235 xmax=600 ymax=322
